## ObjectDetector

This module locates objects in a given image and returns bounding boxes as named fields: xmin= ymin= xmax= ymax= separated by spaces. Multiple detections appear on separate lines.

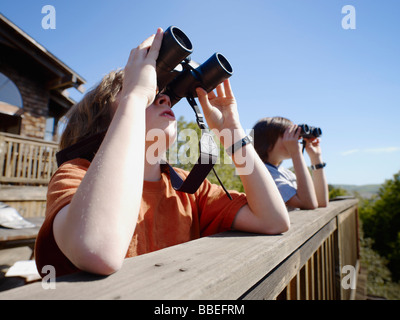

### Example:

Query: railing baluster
xmin=0 ymin=132 xmax=58 ymax=184
xmin=5 ymin=140 xmax=12 ymax=178
xmin=307 ymin=258 xmax=314 ymax=300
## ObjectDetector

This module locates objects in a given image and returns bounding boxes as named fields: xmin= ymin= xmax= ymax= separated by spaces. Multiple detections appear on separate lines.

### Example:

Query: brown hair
xmin=59 ymin=69 xmax=124 ymax=150
xmin=252 ymin=116 xmax=293 ymax=163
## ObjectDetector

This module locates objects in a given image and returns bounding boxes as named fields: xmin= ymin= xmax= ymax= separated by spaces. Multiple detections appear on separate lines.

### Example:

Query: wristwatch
xmin=226 ymin=135 xmax=253 ymax=156
xmin=311 ymin=162 xmax=326 ymax=170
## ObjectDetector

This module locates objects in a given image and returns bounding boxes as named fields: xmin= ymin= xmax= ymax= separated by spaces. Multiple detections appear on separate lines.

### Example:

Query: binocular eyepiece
xmin=156 ymin=26 xmax=233 ymax=106
xmin=298 ymin=124 xmax=322 ymax=139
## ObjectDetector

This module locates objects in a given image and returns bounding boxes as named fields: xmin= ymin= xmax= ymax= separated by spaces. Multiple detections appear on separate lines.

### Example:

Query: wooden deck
xmin=0 ymin=199 xmax=360 ymax=300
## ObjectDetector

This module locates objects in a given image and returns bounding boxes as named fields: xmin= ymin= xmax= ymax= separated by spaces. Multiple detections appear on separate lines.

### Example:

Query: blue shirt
xmin=265 ymin=163 xmax=298 ymax=211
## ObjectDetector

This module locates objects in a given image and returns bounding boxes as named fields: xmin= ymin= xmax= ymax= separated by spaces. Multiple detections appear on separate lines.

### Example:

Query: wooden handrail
xmin=0 ymin=132 xmax=58 ymax=185
xmin=0 ymin=199 xmax=359 ymax=300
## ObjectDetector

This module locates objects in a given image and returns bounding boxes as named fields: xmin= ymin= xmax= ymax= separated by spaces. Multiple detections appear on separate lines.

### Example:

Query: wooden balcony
xmin=0 ymin=132 xmax=58 ymax=185
xmin=0 ymin=132 xmax=57 ymax=218
xmin=0 ymin=198 xmax=360 ymax=300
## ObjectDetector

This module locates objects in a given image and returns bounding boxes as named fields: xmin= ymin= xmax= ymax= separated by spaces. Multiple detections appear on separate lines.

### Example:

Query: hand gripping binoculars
xmin=56 ymin=26 xmax=234 ymax=200
xmin=298 ymin=124 xmax=322 ymax=139
xmin=155 ymin=26 xmax=234 ymax=199
xmin=156 ymin=26 xmax=234 ymax=106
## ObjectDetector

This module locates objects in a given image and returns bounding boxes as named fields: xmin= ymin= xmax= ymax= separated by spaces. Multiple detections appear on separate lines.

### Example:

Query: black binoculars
xmin=156 ymin=26 xmax=233 ymax=106
xmin=298 ymin=124 xmax=322 ymax=139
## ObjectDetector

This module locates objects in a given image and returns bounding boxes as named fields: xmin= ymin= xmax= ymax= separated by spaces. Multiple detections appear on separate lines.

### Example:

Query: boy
xmin=35 ymin=29 xmax=290 ymax=277
xmin=252 ymin=117 xmax=329 ymax=211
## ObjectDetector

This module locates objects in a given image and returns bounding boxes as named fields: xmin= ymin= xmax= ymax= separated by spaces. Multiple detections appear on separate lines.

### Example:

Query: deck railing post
xmin=336 ymin=205 xmax=360 ymax=300
xmin=0 ymin=134 xmax=5 ymax=178
xmin=333 ymin=225 xmax=342 ymax=300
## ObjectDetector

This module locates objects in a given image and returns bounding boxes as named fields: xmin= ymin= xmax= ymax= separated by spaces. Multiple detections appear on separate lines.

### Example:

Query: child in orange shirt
xmin=35 ymin=28 xmax=289 ymax=277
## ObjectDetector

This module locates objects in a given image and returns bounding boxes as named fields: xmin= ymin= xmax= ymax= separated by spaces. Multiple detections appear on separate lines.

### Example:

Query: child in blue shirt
xmin=252 ymin=117 xmax=329 ymax=210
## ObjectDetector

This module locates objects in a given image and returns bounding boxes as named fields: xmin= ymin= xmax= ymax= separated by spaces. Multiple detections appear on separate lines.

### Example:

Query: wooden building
xmin=0 ymin=14 xmax=86 ymax=217
xmin=0 ymin=13 xmax=85 ymax=140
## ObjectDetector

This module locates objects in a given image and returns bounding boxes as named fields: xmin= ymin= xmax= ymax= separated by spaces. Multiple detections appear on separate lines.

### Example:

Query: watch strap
xmin=311 ymin=162 xmax=326 ymax=170
xmin=226 ymin=135 xmax=253 ymax=156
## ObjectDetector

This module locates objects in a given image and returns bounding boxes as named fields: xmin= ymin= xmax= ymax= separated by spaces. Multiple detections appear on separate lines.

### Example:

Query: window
xmin=0 ymin=73 xmax=23 ymax=108
xmin=0 ymin=73 xmax=23 ymax=134
xmin=44 ymin=117 xmax=55 ymax=141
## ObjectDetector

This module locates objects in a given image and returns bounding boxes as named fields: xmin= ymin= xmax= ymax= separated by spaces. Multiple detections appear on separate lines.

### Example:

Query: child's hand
xmin=304 ymin=138 xmax=323 ymax=162
xmin=196 ymin=80 xmax=244 ymax=146
xmin=120 ymin=28 xmax=163 ymax=107
xmin=282 ymin=125 xmax=302 ymax=157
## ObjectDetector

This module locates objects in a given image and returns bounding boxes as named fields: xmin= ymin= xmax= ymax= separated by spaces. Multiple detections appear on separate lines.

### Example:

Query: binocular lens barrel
xmin=171 ymin=27 xmax=193 ymax=51
xmin=158 ymin=26 xmax=193 ymax=69
xmin=311 ymin=127 xmax=322 ymax=137
xmin=196 ymin=53 xmax=233 ymax=93
xmin=298 ymin=124 xmax=322 ymax=138
xmin=165 ymin=52 xmax=233 ymax=106
xmin=156 ymin=26 xmax=193 ymax=90
xmin=156 ymin=25 xmax=234 ymax=106
xmin=299 ymin=124 xmax=310 ymax=135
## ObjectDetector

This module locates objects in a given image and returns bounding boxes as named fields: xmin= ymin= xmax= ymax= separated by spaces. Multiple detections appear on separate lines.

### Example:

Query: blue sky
xmin=1 ymin=0 xmax=399 ymax=185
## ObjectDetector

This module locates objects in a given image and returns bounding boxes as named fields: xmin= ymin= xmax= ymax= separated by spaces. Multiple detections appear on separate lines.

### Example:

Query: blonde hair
xmin=59 ymin=69 xmax=124 ymax=150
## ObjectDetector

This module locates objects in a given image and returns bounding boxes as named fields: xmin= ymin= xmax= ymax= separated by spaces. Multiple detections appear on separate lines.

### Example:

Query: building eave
xmin=0 ymin=13 xmax=86 ymax=94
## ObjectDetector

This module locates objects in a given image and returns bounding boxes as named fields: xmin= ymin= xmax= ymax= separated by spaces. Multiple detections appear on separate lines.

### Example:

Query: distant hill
xmin=332 ymin=184 xmax=381 ymax=198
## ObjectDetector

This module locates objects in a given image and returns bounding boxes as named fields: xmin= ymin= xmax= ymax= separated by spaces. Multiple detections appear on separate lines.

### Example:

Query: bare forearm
xmin=54 ymin=95 xmax=147 ymax=274
xmin=310 ymin=155 xmax=329 ymax=207
xmin=291 ymin=152 xmax=318 ymax=209
xmin=195 ymin=81 xmax=289 ymax=233
xmin=230 ymin=140 xmax=289 ymax=233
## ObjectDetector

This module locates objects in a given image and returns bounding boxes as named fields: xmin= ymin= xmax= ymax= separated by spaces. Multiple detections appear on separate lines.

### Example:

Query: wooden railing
xmin=0 ymin=199 xmax=359 ymax=300
xmin=0 ymin=132 xmax=58 ymax=185
xmin=0 ymin=186 xmax=47 ymax=218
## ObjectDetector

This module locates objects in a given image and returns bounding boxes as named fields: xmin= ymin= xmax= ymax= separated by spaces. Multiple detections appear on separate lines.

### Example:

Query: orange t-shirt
xmin=35 ymin=159 xmax=247 ymax=277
